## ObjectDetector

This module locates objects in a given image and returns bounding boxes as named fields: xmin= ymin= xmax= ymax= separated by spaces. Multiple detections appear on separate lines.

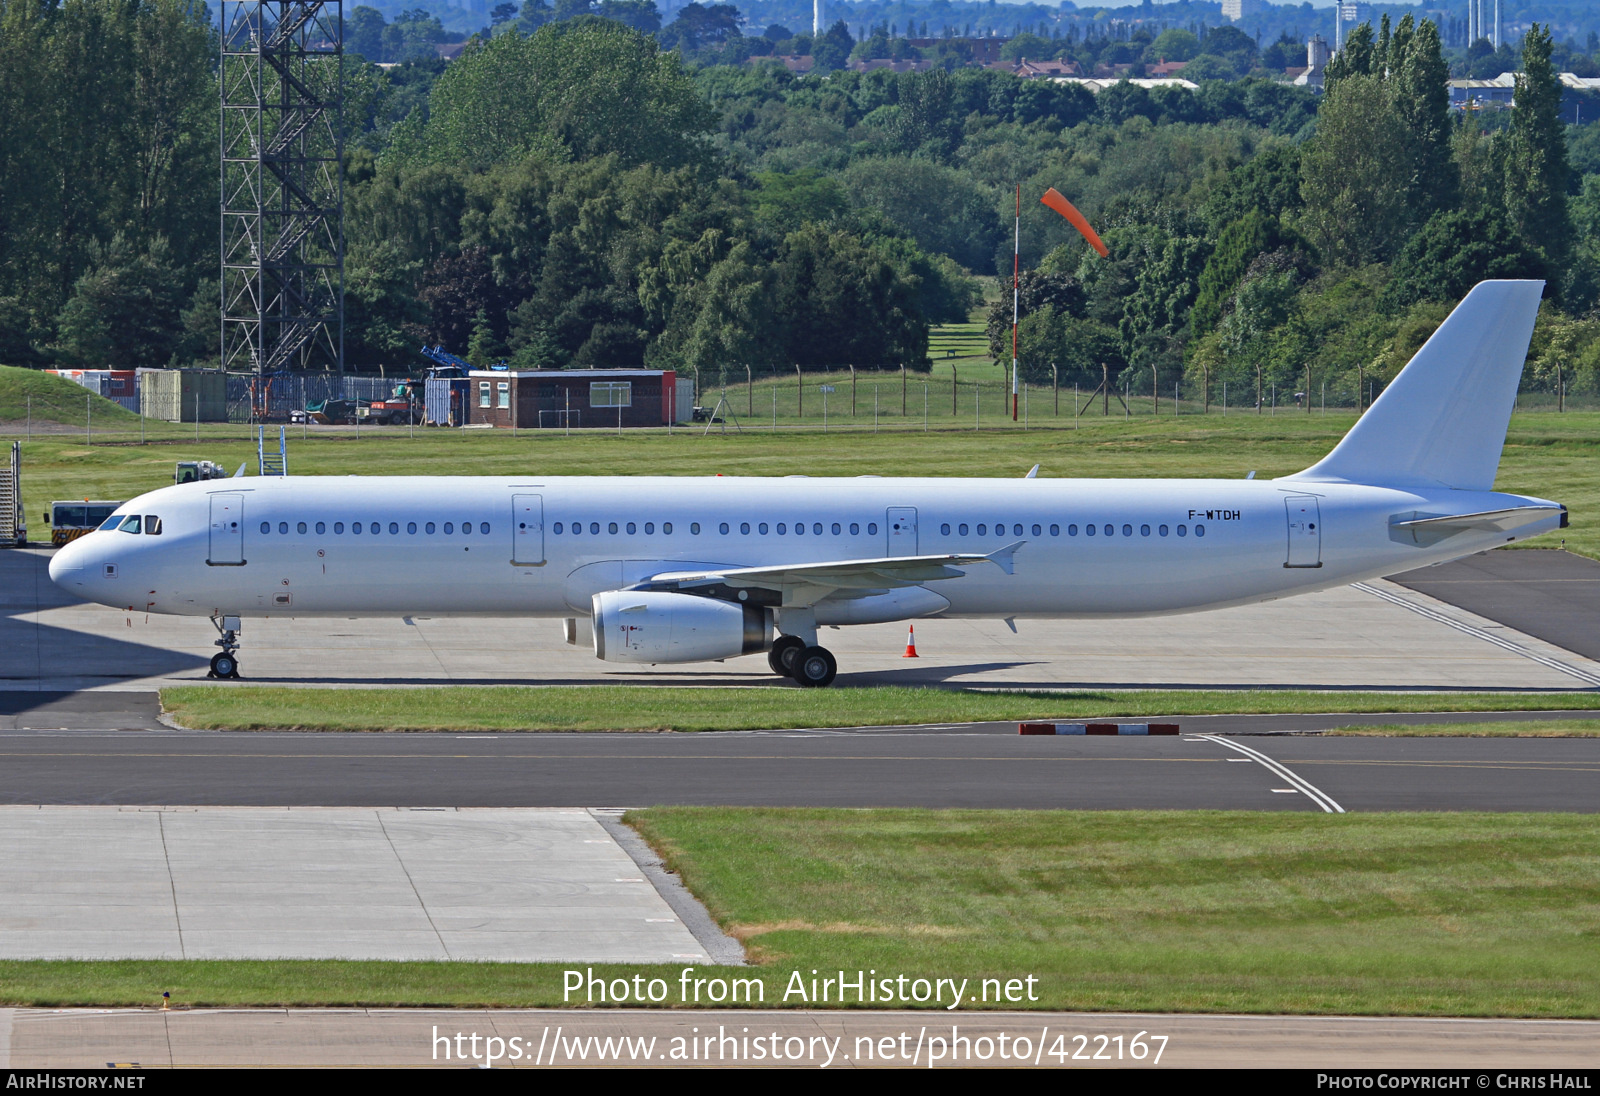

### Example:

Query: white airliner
xmin=51 ymin=281 xmax=1566 ymax=687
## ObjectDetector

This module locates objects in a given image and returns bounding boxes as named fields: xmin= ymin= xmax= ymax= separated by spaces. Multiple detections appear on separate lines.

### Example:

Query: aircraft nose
xmin=49 ymin=536 xmax=88 ymax=587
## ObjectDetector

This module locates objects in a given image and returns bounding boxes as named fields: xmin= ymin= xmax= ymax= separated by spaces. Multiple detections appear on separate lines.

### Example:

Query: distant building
xmin=850 ymin=57 xmax=934 ymax=73
xmin=1447 ymin=72 xmax=1600 ymax=123
xmin=1051 ymin=76 xmax=1200 ymax=94
xmin=1294 ymin=34 xmax=1329 ymax=90
xmin=1332 ymin=2 xmax=1371 ymax=50
xmin=1221 ymin=0 xmax=1263 ymax=19
xmin=1148 ymin=59 xmax=1189 ymax=77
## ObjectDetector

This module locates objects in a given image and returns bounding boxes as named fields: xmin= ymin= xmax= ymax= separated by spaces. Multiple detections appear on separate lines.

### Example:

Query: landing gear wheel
xmin=793 ymin=645 xmax=837 ymax=688
xmin=768 ymin=635 xmax=806 ymax=677
xmin=209 ymin=653 xmax=239 ymax=679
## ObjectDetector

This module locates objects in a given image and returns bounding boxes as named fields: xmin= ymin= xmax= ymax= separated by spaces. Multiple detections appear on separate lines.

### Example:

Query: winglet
xmin=233 ymin=463 xmax=247 ymax=478
xmin=986 ymin=541 xmax=1025 ymax=575
xmin=1025 ymin=464 xmax=1040 ymax=479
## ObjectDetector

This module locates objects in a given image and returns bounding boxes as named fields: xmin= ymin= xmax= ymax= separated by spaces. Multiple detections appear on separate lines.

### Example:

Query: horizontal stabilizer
xmin=1289 ymin=281 xmax=1543 ymax=491
xmin=1389 ymin=506 xmax=1565 ymax=547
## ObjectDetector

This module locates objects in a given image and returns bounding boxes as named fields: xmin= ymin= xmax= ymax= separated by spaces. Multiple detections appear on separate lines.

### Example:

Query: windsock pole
xmin=1012 ymin=184 xmax=1020 ymax=422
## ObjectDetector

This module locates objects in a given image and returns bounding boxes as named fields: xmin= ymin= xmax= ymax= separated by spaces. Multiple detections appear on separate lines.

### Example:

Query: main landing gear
xmin=209 ymin=615 xmax=241 ymax=679
xmin=768 ymin=634 xmax=837 ymax=688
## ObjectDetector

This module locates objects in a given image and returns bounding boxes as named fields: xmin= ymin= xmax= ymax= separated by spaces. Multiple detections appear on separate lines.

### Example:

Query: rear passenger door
xmin=512 ymin=494 xmax=544 ymax=566
xmin=885 ymin=507 xmax=918 ymax=556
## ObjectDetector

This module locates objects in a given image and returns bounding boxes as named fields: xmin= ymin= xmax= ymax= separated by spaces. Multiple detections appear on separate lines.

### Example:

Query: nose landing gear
xmin=209 ymin=615 xmax=241 ymax=679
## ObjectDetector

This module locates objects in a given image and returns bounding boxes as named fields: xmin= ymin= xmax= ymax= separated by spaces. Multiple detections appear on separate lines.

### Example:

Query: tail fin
xmin=1288 ymin=280 xmax=1543 ymax=491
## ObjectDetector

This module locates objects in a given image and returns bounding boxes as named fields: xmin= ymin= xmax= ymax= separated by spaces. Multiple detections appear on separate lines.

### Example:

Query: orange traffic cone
xmin=903 ymin=625 xmax=919 ymax=658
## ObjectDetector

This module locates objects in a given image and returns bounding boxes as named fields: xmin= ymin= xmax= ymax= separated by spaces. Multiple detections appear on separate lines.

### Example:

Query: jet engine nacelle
xmin=591 ymin=590 xmax=769 ymax=664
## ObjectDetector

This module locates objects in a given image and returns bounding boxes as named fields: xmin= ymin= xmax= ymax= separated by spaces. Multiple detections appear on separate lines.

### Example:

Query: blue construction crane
xmin=419 ymin=345 xmax=508 ymax=372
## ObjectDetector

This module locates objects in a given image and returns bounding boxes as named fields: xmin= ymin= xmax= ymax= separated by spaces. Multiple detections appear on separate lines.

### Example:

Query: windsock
xmin=1040 ymin=187 xmax=1109 ymax=258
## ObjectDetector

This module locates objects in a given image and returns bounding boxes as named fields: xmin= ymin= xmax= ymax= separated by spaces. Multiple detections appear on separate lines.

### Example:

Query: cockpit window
xmin=145 ymin=516 xmax=162 ymax=535
xmin=118 ymin=515 xmax=142 ymax=534
xmin=99 ymin=513 xmax=125 ymax=532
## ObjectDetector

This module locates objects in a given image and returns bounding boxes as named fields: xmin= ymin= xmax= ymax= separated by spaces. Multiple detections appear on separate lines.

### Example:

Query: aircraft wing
xmin=646 ymin=543 xmax=1023 ymax=607
xmin=1389 ymin=506 xmax=1565 ymax=546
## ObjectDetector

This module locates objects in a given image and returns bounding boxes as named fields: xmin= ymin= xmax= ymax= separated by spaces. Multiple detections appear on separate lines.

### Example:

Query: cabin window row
xmin=936 ymin=521 xmax=1206 ymax=538
xmin=259 ymin=521 xmax=492 ymax=535
xmin=551 ymin=520 xmax=882 ymax=537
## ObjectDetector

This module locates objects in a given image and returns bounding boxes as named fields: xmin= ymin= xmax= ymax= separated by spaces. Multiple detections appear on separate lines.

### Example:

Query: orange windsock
xmin=1040 ymin=187 xmax=1109 ymax=258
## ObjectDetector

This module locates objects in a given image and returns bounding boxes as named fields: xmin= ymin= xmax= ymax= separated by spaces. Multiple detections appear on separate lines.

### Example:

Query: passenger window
xmin=977 ymin=524 xmax=986 ymax=536
xmin=625 ymin=522 xmax=635 ymax=534
xmin=370 ymin=523 xmax=380 ymax=534
xmin=480 ymin=522 xmax=490 ymax=534
xmin=442 ymin=522 xmax=452 ymax=534
xmin=460 ymin=522 xmax=469 ymax=535
xmin=813 ymin=523 xmax=822 ymax=535
xmin=424 ymin=522 xmax=434 ymax=534
xmin=663 ymin=522 xmax=673 ymax=534
xmin=1049 ymin=524 xmax=1059 ymax=536
xmin=690 ymin=522 xmax=700 ymax=535
xmin=553 ymin=523 xmax=563 ymax=534
xmin=1196 ymin=524 xmax=1206 ymax=537
xmin=849 ymin=523 xmax=859 ymax=535
xmin=758 ymin=522 xmax=768 ymax=535
xmin=388 ymin=522 xmax=399 ymax=534
xmin=958 ymin=524 xmax=968 ymax=536
xmin=794 ymin=522 xmax=804 ymax=535
xmin=645 ymin=522 xmax=655 ymax=534
xmin=1032 ymin=524 xmax=1041 ymax=537
xmin=609 ymin=522 xmax=619 ymax=534
xmin=1159 ymin=524 xmax=1168 ymax=537
xmin=260 ymin=521 xmax=270 ymax=534
xmin=334 ymin=522 xmax=344 ymax=534
xmin=777 ymin=523 xmax=787 ymax=534
xmin=1122 ymin=524 xmax=1132 ymax=537
xmin=831 ymin=523 xmax=840 ymax=535
xmin=407 ymin=522 xmax=417 ymax=534
xmin=589 ymin=522 xmax=599 ymax=535
xmin=1104 ymin=525 xmax=1113 ymax=537
xmin=867 ymin=523 xmax=877 ymax=534
xmin=1086 ymin=524 xmax=1096 ymax=537
xmin=1067 ymin=524 xmax=1077 ymax=536
xmin=1140 ymin=524 xmax=1150 ymax=536
xmin=941 ymin=523 xmax=950 ymax=535
xmin=1177 ymin=525 xmax=1188 ymax=537
xmin=298 ymin=522 xmax=308 ymax=534
xmin=719 ymin=523 xmax=729 ymax=534
xmin=316 ymin=522 xmax=326 ymax=534
xmin=352 ymin=522 xmax=362 ymax=535
xmin=1013 ymin=524 xmax=1023 ymax=536
xmin=279 ymin=521 xmax=289 ymax=534
xmin=740 ymin=522 xmax=750 ymax=535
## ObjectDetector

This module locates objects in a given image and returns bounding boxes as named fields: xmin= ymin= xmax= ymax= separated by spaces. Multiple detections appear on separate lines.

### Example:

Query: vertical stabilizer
xmin=1288 ymin=280 xmax=1543 ymax=491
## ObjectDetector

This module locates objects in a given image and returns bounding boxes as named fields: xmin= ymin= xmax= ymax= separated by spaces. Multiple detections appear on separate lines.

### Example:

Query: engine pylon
xmin=903 ymin=624 xmax=920 ymax=658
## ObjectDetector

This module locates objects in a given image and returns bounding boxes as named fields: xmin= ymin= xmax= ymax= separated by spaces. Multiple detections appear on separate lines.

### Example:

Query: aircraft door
xmin=512 ymin=494 xmax=545 ymax=565
xmin=886 ymin=507 xmax=918 ymax=556
xmin=1284 ymin=495 xmax=1322 ymax=568
xmin=208 ymin=493 xmax=245 ymax=566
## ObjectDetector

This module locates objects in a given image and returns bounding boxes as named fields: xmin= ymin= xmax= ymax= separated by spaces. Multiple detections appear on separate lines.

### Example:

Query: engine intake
xmin=592 ymin=590 xmax=769 ymax=664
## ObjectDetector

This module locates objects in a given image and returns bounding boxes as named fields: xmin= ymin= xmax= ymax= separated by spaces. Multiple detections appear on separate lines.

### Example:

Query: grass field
xmin=1330 ymin=720 xmax=1600 ymax=737
xmin=157 ymin=686 xmax=1600 ymax=732
xmin=5 ymin=363 xmax=1597 ymax=558
xmin=2 ymin=809 xmax=1596 ymax=1015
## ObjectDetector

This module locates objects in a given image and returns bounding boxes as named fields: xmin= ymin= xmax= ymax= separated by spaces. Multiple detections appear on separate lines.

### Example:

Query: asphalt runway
xmin=1391 ymin=549 xmax=1600 ymax=662
xmin=1 ymin=717 xmax=1596 ymax=812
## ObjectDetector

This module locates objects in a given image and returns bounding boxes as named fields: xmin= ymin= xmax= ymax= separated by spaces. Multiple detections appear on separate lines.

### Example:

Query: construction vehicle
xmin=175 ymin=460 xmax=227 ymax=485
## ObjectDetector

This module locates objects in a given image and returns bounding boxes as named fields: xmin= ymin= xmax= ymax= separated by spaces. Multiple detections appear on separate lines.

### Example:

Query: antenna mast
xmin=1012 ymin=184 xmax=1020 ymax=422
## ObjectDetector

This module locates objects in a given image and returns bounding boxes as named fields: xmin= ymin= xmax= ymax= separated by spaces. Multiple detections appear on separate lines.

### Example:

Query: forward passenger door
xmin=512 ymin=494 xmax=545 ymax=566
xmin=886 ymin=507 xmax=918 ymax=556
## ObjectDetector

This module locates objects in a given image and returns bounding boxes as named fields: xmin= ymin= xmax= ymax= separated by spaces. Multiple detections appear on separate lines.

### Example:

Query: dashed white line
xmin=1197 ymin=734 xmax=1346 ymax=813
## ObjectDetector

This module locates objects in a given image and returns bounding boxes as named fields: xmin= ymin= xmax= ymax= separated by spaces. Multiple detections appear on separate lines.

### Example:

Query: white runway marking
xmin=1196 ymin=734 xmax=1346 ymax=814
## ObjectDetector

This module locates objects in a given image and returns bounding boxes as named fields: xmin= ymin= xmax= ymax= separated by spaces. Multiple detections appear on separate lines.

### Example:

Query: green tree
xmin=811 ymin=20 xmax=853 ymax=72
xmin=53 ymin=234 xmax=188 ymax=366
xmin=1389 ymin=18 xmax=1458 ymax=230
xmin=386 ymin=21 xmax=713 ymax=171
xmin=1503 ymin=24 xmax=1571 ymax=270
xmin=1385 ymin=207 xmax=1546 ymax=309
xmin=1299 ymin=73 xmax=1411 ymax=267
xmin=1191 ymin=210 xmax=1303 ymax=335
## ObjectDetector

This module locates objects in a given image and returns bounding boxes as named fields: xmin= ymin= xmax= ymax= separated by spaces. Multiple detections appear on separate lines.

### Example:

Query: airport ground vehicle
xmin=175 ymin=461 xmax=227 ymax=485
xmin=45 ymin=501 xmax=125 ymax=547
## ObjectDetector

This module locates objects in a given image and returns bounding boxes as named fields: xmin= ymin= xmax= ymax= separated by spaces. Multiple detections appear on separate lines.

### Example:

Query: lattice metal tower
xmin=221 ymin=1 xmax=344 ymax=374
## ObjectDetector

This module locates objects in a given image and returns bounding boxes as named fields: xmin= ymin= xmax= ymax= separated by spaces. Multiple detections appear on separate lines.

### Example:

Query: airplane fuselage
xmin=50 ymin=474 xmax=1562 ymax=622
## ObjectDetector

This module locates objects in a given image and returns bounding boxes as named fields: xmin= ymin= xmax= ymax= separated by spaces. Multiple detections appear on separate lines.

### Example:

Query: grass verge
xmin=1330 ymin=720 xmax=1600 ymax=737
xmin=157 ymin=685 xmax=1600 ymax=732
xmin=2 ymin=809 xmax=1597 ymax=1016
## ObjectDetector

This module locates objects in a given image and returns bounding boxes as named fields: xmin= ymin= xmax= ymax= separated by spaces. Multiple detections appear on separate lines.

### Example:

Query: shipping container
xmin=139 ymin=370 xmax=228 ymax=422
